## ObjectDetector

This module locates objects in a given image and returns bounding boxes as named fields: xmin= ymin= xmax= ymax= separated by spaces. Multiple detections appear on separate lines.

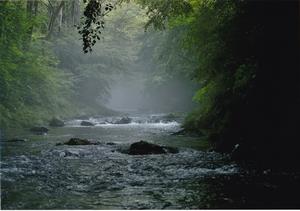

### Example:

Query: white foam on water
xmin=98 ymin=121 xmax=180 ymax=128
xmin=65 ymin=117 xmax=180 ymax=129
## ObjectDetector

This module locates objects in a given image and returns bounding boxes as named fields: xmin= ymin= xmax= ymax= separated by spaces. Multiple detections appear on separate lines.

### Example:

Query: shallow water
xmin=1 ymin=114 xmax=300 ymax=209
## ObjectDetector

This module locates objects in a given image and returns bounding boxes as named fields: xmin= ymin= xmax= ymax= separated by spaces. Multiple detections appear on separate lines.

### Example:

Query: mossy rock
xmin=49 ymin=118 xmax=64 ymax=127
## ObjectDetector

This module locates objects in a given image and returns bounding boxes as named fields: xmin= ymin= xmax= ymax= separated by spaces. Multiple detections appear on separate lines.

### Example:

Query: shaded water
xmin=1 ymin=114 xmax=300 ymax=209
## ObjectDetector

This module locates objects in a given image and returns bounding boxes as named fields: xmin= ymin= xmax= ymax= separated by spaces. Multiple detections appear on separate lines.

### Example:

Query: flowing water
xmin=1 ymin=114 xmax=300 ymax=209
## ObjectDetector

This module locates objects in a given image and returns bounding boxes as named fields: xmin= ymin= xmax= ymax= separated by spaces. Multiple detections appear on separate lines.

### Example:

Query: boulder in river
xmin=30 ymin=127 xmax=49 ymax=134
xmin=114 ymin=117 xmax=132 ymax=124
xmin=80 ymin=121 xmax=96 ymax=126
xmin=57 ymin=138 xmax=100 ymax=146
xmin=7 ymin=138 xmax=27 ymax=142
xmin=49 ymin=117 xmax=65 ymax=127
xmin=128 ymin=140 xmax=178 ymax=155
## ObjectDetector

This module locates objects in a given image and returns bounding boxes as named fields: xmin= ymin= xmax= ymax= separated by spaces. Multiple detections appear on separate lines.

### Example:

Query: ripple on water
xmin=1 ymin=115 xmax=239 ymax=209
xmin=2 ymin=142 xmax=237 ymax=209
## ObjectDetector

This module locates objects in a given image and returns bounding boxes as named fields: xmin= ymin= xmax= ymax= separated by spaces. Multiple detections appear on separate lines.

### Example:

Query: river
xmin=1 ymin=114 xmax=300 ymax=209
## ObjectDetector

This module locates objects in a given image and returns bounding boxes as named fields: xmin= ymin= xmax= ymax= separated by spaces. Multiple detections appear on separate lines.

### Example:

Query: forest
xmin=1 ymin=0 xmax=300 ymax=209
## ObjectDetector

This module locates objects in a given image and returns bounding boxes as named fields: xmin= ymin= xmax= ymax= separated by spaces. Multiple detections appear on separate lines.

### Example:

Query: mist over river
xmin=1 ymin=113 xmax=300 ymax=209
xmin=1 ymin=0 xmax=299 ymax=209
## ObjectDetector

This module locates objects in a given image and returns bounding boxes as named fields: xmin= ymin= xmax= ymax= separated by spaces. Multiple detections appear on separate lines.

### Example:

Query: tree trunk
xmin=47 ymin=1 xmax=64 ymax=39
xmin=26 ymin=0 xmax=33 ymax=15
xmin=58 ymin=5 xmax=63 ymax=32
xmin=73 ymin=0 xmax=80 ymax=25
xmin=33 ymin=0 xmax=38 ymax=16
xmin=26 ymin=0 xmax=38 ymax=45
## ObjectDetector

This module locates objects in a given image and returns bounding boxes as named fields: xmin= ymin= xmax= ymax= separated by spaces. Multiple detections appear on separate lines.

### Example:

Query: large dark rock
xmin=30 ymin=127 xmax=49 ymax=134
xmin=128 ymin=141 xmax=178 ymax=155
xmin=7 ymin=138 xmax=27 ymax=142
xmin=114 ymin=117 xmax=132 ymax=124
xmin=57 ymin=138 xmax=99 ymax=146
xmin=80 ymin=121 xmax=96 ymax=126
xmin=49 ymin=118 xmax=64 ymax=127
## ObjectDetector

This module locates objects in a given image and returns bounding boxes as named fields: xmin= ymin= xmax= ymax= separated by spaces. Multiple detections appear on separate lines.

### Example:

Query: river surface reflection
xmin=1 ymin=114 xmax=299 ymax=209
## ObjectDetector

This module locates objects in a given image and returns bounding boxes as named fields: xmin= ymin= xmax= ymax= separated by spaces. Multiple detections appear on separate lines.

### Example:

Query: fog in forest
xmin=1 ymin=0 xmax=300 ymax=209
xmin=0 ymin=1 xmax=199 ymax=126
xmin=60 ymin=3 xmax=198 ymax=114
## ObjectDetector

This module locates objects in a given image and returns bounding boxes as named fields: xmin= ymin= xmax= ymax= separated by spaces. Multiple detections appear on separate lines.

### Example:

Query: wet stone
xmin=6 ymin=138 xmax=27 ymax=142
xmin=56 ymin=138 xmax=100 ymax=146
xmin=114 ymin=117 xmax=132 ymax=124
xmin=80 ymin=121 xmax=96 ymax=126
xmin=128 ymin=140 xmax=178 ymax=155
xmin=49 ymin=118 xmax=65 ymax=127
xmin=30 ymin=126 xmax=49 ymax=134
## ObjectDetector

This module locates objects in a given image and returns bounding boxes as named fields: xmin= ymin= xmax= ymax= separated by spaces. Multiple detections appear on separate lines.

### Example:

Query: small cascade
xmin=65 ymin=114 xmax=182 ymax=129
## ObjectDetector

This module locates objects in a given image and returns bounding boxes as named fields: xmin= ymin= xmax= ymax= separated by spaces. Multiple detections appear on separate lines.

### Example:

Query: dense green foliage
xmin=135 ymin=0 xmax=300 ymax=166
xmin=0 ymin=1 xmax=143 ymax=128
xmin=0 ymin=2 xmax=72 ymax=127
xmin=147 ymin=0 xmax=300 ymax=167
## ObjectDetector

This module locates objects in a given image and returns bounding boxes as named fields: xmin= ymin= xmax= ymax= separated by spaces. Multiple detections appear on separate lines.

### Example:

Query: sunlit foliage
xmin=0 ymin=1 xmax=73 ymax=127
xmin=0 ymin=1 xmax=144 ymax=128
